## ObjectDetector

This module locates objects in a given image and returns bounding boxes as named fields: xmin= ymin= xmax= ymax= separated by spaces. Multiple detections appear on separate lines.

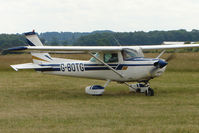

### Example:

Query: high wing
xmin=6 ymin=46 xmax=126 ymax=52
xmin=4 ymin=46 xmax=131 ymax=54
xmin=3 ymin=44 xmax=199 ymax=53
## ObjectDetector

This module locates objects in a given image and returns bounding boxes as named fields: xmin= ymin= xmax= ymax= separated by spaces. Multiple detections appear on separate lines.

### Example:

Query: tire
xmin=145 ymin=88 xmax=154 ymax=96
xmin=136 ymin=88 xmax=141 ymax=93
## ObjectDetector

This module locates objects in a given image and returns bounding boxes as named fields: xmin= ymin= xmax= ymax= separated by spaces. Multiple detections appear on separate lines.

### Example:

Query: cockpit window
xmin=104 ymin=53 xmax=118 ymax=63
xmin=122 ymin=49 xmax=139 ymax=60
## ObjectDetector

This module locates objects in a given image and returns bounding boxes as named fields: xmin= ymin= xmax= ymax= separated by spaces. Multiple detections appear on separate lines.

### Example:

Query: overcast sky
xmin=0 ymin=0 xmax=199 ymax=34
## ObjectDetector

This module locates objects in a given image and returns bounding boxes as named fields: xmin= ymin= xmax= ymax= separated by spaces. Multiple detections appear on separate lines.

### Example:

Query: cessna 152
xmin=5 ymin=31 xmax=199 ymax=96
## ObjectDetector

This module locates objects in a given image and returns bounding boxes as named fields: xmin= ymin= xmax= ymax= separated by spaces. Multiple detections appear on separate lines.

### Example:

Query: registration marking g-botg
xmin=61 ymin=63 xmax=85 ymax=72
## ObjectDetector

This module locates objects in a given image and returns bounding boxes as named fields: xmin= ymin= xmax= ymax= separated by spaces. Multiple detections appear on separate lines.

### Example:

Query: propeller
xmin=156 ymin=50 xmax=176 ymax=62
xmin=165 ymin=53 xmax=176 ymax=62
xmin=150 ymin=53 xmax=176 ymax=77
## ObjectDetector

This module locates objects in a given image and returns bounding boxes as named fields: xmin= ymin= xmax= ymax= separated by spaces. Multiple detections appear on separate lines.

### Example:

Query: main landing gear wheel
xmin=145 ymin=88 xmax=154 ymax=96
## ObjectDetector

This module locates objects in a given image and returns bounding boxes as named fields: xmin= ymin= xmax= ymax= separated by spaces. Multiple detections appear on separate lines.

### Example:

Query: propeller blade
xmin=165 ymin=54 xmax=176 ymax=62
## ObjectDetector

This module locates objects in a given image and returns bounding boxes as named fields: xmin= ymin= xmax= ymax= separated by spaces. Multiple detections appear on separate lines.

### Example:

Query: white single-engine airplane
xmin=4 ymin=31 xmax=199 ymax=96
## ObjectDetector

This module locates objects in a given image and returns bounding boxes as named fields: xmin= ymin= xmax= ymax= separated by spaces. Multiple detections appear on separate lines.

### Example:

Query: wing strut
xmin=156 ymin=50 xmax=166 ymax=59
xmin=88 ymin=52 xmax=124 ymax=78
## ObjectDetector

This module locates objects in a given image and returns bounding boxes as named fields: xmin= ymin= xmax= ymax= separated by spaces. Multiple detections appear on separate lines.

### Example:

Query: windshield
xmin=122 ymin=49 xmax=139 ymax=60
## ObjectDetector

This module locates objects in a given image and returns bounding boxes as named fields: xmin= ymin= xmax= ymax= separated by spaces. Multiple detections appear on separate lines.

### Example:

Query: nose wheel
xmin=125 ymin=82 xmax=155 ymax=96
xmin=145 ymin=87 xmax=154 ymax=96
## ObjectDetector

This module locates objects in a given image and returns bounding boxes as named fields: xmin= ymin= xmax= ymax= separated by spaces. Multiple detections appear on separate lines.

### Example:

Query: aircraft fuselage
xmin=36 ymin=57 xmax=167 ymax=82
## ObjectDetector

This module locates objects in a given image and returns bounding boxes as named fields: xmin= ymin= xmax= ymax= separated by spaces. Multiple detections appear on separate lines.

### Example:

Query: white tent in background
xmin=163 ymin=41 xmax=196 ymax=45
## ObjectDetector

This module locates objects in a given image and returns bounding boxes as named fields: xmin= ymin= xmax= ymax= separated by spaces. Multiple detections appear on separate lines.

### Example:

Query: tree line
xmin=74 ymin=29 xmax=199 ymax=46
xmin=1 ymin=29 xmax=199 ymax=51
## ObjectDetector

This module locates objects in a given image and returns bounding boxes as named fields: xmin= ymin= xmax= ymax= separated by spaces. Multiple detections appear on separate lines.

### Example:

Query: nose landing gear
xmin=125 ymin=82 xmax=154 ymax=96
xmin=145 ymin=87 xmax=154 ymax=96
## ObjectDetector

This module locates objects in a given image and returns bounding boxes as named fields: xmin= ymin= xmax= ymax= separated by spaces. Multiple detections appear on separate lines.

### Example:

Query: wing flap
xmin=11 ymin=63 xmax=52 ymax=71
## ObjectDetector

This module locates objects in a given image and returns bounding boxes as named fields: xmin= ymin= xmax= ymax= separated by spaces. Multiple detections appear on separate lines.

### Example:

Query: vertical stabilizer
xmin=25 ymin=30 xmax=53 ymax=64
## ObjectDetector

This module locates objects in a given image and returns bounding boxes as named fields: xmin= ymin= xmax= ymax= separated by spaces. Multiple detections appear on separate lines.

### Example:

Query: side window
xmin=90 ymin=53 xmax=99 ymax=62
xmin=104 ymin=53 xmax=118 ymax=63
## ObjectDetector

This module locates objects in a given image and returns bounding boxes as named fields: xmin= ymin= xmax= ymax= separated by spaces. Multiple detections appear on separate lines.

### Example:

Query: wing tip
xmin=7 ymin=46 xmax=28 ymax=51
xmin=1 ymin=46 xmax=28 ymax=55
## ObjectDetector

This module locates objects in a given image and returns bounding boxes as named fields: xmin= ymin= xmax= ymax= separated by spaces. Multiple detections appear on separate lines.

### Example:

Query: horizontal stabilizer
xmin=11 ymin=63 xmax=52 ymax=71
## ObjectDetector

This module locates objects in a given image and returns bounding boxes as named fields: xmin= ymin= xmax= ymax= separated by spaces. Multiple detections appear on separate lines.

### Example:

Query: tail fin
xmin=25 ymin=31 xmax=53 ymax=64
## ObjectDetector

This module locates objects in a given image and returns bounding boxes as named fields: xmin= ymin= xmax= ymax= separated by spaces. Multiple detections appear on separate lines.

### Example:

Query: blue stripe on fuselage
xmin=116 ymin=64 xmax=153 ymax=70
xmin=84 ymin=64 xmax=118 ymax=66
xmin=35 ymin=63 xmax=154 ymax=72
xmin=124 ymin=57 xmax=158 ymax=61
xmin=85 ymin=64 xmax=154 ymax=71
xmin=39 ymin=64 xmax=60 ymax=67
xmin=85 ymin=67 xmax=116 ymax=71
xmin=35 ymin=68 xmax=61 ymax=71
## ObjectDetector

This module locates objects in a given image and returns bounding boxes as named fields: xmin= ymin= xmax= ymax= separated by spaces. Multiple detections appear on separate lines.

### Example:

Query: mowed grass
xmin=0 ymin=53 xmax=199 ymax=133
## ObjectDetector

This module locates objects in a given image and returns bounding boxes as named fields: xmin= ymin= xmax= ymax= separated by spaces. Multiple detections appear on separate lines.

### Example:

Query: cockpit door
xmin=103 ymin=53 xmax=119 ymax=63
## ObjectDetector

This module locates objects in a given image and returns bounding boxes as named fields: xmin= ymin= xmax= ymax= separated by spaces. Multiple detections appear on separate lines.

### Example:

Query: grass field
xmin=1 ymin=53 xmax=199 ymax=133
